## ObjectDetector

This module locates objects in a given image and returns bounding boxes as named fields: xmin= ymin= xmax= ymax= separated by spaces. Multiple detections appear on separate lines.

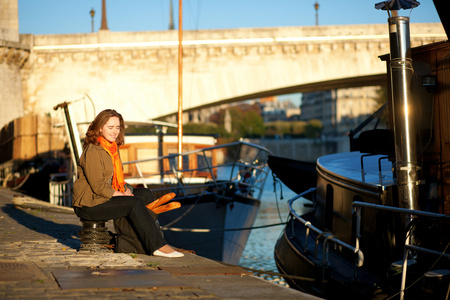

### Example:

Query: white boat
xmin=54 ymin=101 xmax=271 ymax=264
xmin=124 ymin=140 xmax=271 ymax=263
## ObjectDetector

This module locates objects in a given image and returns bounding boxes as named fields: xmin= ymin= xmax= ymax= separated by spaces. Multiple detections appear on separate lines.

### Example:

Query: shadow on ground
xmin=2 ymin=204 xmax=82 ymax=249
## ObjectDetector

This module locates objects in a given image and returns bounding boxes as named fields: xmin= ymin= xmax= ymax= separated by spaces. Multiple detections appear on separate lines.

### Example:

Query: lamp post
xmin=314 ymin=1 xmax=319 ymax=26
xmin=90 ymin=8 xmax=95 ymax=32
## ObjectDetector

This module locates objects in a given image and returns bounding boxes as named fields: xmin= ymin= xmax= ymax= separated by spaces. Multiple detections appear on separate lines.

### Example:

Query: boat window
xmin=168 ymin=155 xmax=189 ymax=171
xmin=197 ymin=154 xmax=212 ymax=171
xmin=169 ymin=148 xmax=190 ymax=170
xmin=119 ymin=148 xmax=130 ymax=174
xmin=183 ymin=156 xmax=189 ymax=170
xmin=196 ymin=154 xmax=214 ymax=178
xmin=325 ymin=184 xmax=333 ymax=231
xmin=136 ymin=148 xmax=159 ymax=173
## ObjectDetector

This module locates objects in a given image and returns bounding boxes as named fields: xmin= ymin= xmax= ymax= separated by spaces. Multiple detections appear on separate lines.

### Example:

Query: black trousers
xmin=74 ymin=188 xmax=166 ymax=254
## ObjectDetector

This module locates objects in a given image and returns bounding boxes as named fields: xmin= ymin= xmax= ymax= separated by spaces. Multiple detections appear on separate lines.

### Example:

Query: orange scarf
xmin=97 ymin=136 xmax=125 ymax=192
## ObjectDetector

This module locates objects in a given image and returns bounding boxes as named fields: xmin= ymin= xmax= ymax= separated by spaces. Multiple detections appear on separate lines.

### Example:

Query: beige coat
xmin=73 ymin=143 xmax=117 ymax=207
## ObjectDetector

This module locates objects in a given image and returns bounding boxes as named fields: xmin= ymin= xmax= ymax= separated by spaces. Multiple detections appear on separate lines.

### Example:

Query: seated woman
xmin=73 ymin=109 xmax=183 ymax=258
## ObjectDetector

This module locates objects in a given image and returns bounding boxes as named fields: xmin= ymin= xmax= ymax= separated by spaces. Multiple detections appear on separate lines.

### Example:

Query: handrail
xmin=352 ymin=201 xmax=450 ymax=299
xmin=123 ymin=141 xmax=271 ymax=200
xmin=351 ymin=202 xmax=450 ymax=257
xmin=287 ymin=188 xmax=364 ymax=282
xmin=405 ymin=244 xmax=450 ymax=260
xmin=123 ymin=140 xmax=270 ymax=165
xmin=360 ymin=153 xmax=391 ymax=185
xmin=351 ymin=201 xmax=450 ymax=219
xmin=378 ymin=156 xmax=390 ymax=186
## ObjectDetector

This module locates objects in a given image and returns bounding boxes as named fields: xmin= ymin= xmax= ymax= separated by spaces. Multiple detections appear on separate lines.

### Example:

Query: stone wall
xmin=0 ymin=114 xmax=66 ymax=170
xmin=0 ymin=0 xmax=18 ymax=42
xmin=248 ymin=136 xmax=350 ymax=162
xmin=0 ymin=0 xmax=27 ymax=130
xmin=0 ymin=41 xmax=29 ymax=129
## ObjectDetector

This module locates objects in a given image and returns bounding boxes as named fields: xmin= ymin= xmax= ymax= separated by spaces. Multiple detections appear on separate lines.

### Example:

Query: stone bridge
xmin=14 ymin=23 xmax=449 ymax=125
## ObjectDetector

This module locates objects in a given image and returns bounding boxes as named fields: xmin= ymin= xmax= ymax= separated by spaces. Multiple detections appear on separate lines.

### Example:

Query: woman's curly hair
xmin=83 ymin=109 xmax=125 ymax=149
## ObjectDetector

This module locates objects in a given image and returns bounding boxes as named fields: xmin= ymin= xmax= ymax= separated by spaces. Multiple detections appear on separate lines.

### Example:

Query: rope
xmin=162 ymin=190 xmax=205 ymax=227
xmin=271 ymin=172 xmax=285 ymax=224
xmin=161 ymin=222 xmax=287 ymax=233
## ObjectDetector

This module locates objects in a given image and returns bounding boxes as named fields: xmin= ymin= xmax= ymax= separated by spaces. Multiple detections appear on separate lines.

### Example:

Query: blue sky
xmin=19 ymin=0 xmax=441 ymax=35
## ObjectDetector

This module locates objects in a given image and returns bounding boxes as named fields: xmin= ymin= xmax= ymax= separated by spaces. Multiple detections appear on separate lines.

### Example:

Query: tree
xmin=230 ymin=106 xmax=244 ymax=137
xmin=375 ymin=86 xmax=389 ymax=107
xmin=210 ymin=103 xmax=264 ymax=139
xmin=290 ymin=121 xmax=307 ymax=136
xmin=304 ymin=119 xmax=323 ymax=138
xmin=264 ymin=120 xmax=307 ymax=137
xmin=183 ymin=122 xmax=227 ymax=136
xmin=265 ymin=121 xmax=291 ymax=137
xmin=241 ymin=110 xmax=265 ymax=137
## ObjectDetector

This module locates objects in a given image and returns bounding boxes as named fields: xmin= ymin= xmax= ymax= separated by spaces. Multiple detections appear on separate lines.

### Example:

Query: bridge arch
xmin=23 ymin=24 xmax=446 ymax=124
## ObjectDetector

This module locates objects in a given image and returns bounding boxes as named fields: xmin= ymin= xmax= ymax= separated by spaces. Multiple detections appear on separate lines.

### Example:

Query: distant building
xmin=259 ymin=96 xmax=300 ymax=123
xmin=285 ymin=107 xmax=301 ymax=120
xmin=261 ymin=106 xmax=287 ymax=123
xmin=300 ymin=86 xmax=380 ymax=136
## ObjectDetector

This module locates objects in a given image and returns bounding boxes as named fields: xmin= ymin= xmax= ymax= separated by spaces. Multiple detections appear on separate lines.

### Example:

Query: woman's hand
xmin=123 ymin=187 xmax=134 ymax=196
xmin=113 ymin=188 xmax=134 ymax=197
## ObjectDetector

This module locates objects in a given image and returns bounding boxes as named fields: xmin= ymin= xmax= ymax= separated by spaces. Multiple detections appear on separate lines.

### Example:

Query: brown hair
xmin=83 ymin=109 xmax=125 ymax=149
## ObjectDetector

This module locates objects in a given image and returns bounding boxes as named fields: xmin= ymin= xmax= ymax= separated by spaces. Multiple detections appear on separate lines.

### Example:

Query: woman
xmin=73 ymin=109 xmax=183 ymax=258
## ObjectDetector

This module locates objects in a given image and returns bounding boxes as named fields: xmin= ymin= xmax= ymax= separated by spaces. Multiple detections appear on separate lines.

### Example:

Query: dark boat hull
xmin=274 ymin=3 xmax=450 ymax=298
xmin=10 ymin=160 xmax=62 ymax=202
xmin=268 ymin=155 xmax=316 ymax=195
xmin=158 ymin=192 xmax=260 ymax=264
xmin=274 ymin=212 xmax=381 ymax=300
xmin=274 ymin=153 xmax=450 ymax=299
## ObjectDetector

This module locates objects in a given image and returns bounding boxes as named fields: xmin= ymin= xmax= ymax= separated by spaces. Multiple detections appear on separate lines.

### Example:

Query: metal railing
xmin=360 ymin=153 xmax=393 ymax=185
xmin=287 ymin=188 xmax=364 ymax=284
xmin=352 ymin=201 xmax=450 ymax=300
xmin=287 ymin=191 xmax=450 ymax=298
xmin=122 ymin=141 xmax=271 ymax=200
xmin=49 ymin=173 xmax=73 ymax=207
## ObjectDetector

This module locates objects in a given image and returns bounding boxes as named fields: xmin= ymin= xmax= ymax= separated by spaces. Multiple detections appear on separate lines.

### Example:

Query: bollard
xmin=78 ymin=219 xmax=113 ymax=252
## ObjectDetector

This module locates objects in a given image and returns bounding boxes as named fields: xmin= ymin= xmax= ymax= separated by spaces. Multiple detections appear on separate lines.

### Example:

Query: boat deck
xmin=317 ymin=152 xmax=395 ymax=188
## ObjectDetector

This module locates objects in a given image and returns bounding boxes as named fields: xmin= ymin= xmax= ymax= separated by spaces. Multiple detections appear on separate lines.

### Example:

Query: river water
xmin=238 ymin=171 xmax=310 ymax=286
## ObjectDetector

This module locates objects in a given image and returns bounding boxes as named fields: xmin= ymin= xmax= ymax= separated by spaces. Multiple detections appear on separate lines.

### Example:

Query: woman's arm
xmin=82 ymin=146 xmax=115 ymax=199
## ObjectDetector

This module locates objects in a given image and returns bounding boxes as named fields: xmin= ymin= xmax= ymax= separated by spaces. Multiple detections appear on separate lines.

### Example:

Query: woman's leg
xmin=129 ymin=188 xmax=180 ymax=255
xmin=132 ymin=188 xmax=155 ymax=206
xmin=75 ymin=196 xmax=165 ymax=254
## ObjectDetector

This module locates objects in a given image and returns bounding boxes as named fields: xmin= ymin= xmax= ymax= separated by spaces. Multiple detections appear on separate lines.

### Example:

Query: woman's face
xmin=100 ymin=116 xmax=121 ymax=143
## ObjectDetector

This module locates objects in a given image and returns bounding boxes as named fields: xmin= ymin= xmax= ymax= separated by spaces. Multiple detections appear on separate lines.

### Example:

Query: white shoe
xmin=153 ymin=249 xmax=184 ymax=258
